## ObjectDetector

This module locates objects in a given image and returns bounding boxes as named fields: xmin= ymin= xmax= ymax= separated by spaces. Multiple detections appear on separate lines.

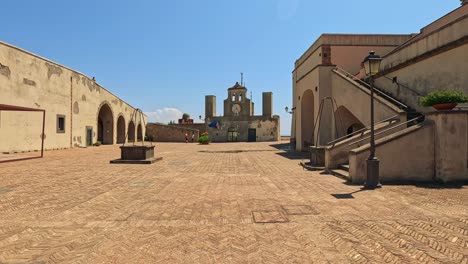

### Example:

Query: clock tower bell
xmin=223 ymin=82 xmax=253 ymax=117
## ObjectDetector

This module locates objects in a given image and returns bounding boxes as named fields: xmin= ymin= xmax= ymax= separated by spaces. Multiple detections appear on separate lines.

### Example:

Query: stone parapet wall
xmin=348 ymin=111 xmax=468 ymax=183
xmin=146 ymin=123 xmax=199 ymax=142
xmin=171 ymin=123 xmax=206 ymax=134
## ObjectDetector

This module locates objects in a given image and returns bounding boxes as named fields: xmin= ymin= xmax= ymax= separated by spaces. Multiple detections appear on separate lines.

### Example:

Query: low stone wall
xmin=348 ymin=111 xmax=468 ymax=183
xmin=171 ymin=123 xmax=207 ymax=134
xmin=349 ymin=122 xmax=435 ymax=184
xmin=146 ymin=123 xmax=199 ymax=142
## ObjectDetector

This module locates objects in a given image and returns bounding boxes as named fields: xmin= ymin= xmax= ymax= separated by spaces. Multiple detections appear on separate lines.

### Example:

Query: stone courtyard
xmin=0 ymin=141 xmax=467 ymax=263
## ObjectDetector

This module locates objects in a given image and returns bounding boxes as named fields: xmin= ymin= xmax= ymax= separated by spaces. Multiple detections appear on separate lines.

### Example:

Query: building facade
xmin=292 ymin=4 xmax=468 ymax=182
xmin=0 ymin=41 xmax=145 ymax=153
xmin=205 ymin=82 xmax=280 ymax=142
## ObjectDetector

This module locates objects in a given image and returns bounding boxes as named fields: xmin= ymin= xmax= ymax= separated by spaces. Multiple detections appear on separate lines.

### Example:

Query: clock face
xmin=231 ymin=104 xmax=241 ymax=114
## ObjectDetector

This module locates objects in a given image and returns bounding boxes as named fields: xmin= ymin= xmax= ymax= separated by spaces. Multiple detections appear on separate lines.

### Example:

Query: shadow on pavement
xmin=270 ymin=143 xmax=292 ymax=151
xmin=275 ymin=151 xmax=309 ymax=160
xmin=340 ymin=180 xmax=467 ymax=189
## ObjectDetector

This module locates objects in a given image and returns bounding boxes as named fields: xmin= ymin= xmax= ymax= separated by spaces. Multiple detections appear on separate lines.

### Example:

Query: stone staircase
xmin=330 ymin=164 xmax=350 ymax=181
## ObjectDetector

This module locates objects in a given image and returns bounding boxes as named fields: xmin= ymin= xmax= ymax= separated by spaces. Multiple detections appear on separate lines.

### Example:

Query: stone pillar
xmin=427 ymin=111 xmax=468 ymax=182
xmin=205 ymin=95 xmax=216 ymax=118
xmin=262 ymin=92 xmax=272 ymax=117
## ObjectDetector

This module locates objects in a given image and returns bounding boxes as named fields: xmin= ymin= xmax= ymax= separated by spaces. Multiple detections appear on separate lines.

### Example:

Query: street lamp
xmin=362 ymin=51 xmax=382 ymax=190
xmin=285 ymin=106 xmax=296 ymax=150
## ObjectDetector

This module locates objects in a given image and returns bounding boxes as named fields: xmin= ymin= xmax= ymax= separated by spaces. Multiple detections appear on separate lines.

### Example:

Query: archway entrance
xmin=128 ymin=121 xmax=135 ymax=142
xmin=97 ymin=103 xmax=114 ymax=145
xmin=334 ymin=106 xmax=365 ymax=139
xmin=137 ymin=124 xmax=143 ymax=141
xmin=117 ymin=116 xmax=126 ymax=144
xmin=227 ymin=127 xmax=238 ymax=142
xmin=301 ymin=90 xmax=314 ymax=149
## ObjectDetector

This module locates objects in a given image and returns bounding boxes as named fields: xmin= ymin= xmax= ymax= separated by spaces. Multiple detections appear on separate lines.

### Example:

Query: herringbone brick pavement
xmin=0 ymin=141 xmax=466 ymax=263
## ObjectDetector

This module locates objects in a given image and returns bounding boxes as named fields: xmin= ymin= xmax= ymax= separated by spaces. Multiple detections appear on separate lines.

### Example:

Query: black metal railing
xmin=348 ymin=116 xmax=424 ymax=147
xmin=326 ymin=114 xmax=400 ymax=146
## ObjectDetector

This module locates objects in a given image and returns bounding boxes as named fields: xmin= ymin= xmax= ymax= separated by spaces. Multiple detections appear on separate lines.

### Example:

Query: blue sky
xmin=2 ymin=0 xmax=460 ymax=135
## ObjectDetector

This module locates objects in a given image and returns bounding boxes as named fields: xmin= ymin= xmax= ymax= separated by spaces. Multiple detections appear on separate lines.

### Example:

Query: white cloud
xmin=145 ymin=108 xmax=183 ymax=124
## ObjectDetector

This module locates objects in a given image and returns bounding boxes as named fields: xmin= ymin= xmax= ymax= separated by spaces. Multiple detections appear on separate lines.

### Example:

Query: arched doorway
xmin=334 ymin=106 xmax=365 ymax=139
xmin=227 ymin=127 xmax=238 ymax=142
xmin=301 ymin=90 xmax=314 ymax=149
xmin=97 ymin=103 xmax=114 ymax=145
xmin=128 ymin=121 xmax=135 ymax=142
xmin=137 ymin=124 xmax=143 ymax=141
xmin=347 ymin=124 xmax=365 ymax=138
xmin=116 ymin=115 xmax=126 ymax=144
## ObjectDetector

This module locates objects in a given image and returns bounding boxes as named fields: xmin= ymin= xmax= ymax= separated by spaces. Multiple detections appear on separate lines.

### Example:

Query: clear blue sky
xmin=2 ymin=0 xmax=460 ymax=135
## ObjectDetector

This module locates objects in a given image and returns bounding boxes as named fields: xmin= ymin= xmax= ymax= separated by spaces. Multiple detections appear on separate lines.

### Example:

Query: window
xmin=57 ymin=115 xmax=65 ymax=133
xmin=232 ymin=93 xmax=236 ymax=101
xmin=239 ymin=93 xmax=243 ymax=102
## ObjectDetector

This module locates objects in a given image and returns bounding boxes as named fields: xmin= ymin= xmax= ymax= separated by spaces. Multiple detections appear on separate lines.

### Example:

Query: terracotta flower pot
xmin=432 ymin=103 xmax=458 ymax=110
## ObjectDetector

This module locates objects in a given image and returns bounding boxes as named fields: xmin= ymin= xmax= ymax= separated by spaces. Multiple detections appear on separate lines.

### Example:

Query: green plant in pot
xmin=198 ymin=132 xmax=211 ymax=144
xmin=419 ymin=89 xmax=468 ymax=110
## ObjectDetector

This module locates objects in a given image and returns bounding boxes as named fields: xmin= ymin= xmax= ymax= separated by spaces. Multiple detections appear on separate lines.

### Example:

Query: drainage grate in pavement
xmin=0 ymin=187 xmax=13 ymax=194
xmin=282 ymin=205 xmax=319 ymax=215
xmin=331 ymin=193 xmax=354 ymax=199
xmin=168 ymin=161 xmax=191 ymax=166
xmin=252 ymin=211 xmax=289 ymax=223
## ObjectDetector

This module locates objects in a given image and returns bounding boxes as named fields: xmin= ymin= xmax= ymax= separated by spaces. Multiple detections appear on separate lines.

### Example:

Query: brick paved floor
xmin=0 ymin=141 xmax=467 ymax=263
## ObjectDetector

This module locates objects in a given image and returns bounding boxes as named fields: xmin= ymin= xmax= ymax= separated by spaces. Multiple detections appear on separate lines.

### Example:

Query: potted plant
xmin=419 ymin=89 xmax=468 ymax=110
xmin=198 ymin=132 xmax=211 ymax=145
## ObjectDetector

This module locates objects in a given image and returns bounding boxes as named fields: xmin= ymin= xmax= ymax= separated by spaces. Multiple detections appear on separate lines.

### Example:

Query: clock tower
xmin=223 ymin=82 xmax=253 ymax=117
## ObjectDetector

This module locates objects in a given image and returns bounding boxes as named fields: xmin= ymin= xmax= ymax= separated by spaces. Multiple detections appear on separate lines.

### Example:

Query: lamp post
xmin=285 ymin=106 xmax=296 ymax=150
xmin=362 ymin=51 xmax=382 ymax=190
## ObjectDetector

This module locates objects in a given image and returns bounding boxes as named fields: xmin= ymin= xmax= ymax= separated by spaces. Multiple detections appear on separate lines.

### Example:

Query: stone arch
xmin=97 ymin=102 xmax=114 ymax=145
xmin=334 ymin=106 xmax=365 ymax=138
xmin=128 ymin=121 xmax=135 ymax=142
xmin=116 ymin=114 xmax=126 ymax=144
xmin=137 ymin=123 xmax=143 ymax=141
xmin=301 ymin=89 xmax=314 ymax=149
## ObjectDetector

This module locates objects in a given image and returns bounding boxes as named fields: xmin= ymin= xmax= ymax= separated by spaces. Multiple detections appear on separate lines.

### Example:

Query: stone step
xmin=339 ymin=164 xmax=349 ymax=172
xmin=299 ymin=162 xmax=325 ymax=171
xmin=331 ymin=169 xmax=350 ymax=181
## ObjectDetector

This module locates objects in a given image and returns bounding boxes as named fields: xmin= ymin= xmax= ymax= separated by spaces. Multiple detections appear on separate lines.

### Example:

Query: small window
xmin=232 ymin=93 xmax=236 ymax=102
xmin=57 ymin=115 xmax=65 ymax=133
xmin=239 ymin=93 xmax=243 ymax=102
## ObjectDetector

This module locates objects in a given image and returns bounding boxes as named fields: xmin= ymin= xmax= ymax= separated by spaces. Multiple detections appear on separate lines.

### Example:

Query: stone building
xmin=0 ymin=41 xmax=145 ymax=153
xmin=292 ymin=4 xmax=468 ymax=182
xmin=204 ymin=82 xmax=280 ymax=142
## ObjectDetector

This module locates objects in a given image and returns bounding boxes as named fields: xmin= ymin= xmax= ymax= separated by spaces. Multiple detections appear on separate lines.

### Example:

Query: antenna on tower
xmin=240 ymin=72 xmax=243 ymax=86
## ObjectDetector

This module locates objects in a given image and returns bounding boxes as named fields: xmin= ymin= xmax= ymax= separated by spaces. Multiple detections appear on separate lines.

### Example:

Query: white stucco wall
xmin=0 ymin=41 xmax=144 ymax=152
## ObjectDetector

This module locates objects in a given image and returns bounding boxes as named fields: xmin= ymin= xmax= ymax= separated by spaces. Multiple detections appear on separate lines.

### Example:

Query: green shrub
xmin=419 ymin=89 xmax=468 ymax=107
xmin=198 ymin=134 xmax=211 ymax=144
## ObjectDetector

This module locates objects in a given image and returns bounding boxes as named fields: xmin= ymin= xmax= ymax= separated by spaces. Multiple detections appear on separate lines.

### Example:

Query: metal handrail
xmin=382 ymin=76 xmax=422 ymax=96
xmin=326 ymin=114 xmax=400 ymax=146
xmin=334 ymin=67 xmax=409 ymax=110
xmin=348 ymin=116 xmax=423 ymax=146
